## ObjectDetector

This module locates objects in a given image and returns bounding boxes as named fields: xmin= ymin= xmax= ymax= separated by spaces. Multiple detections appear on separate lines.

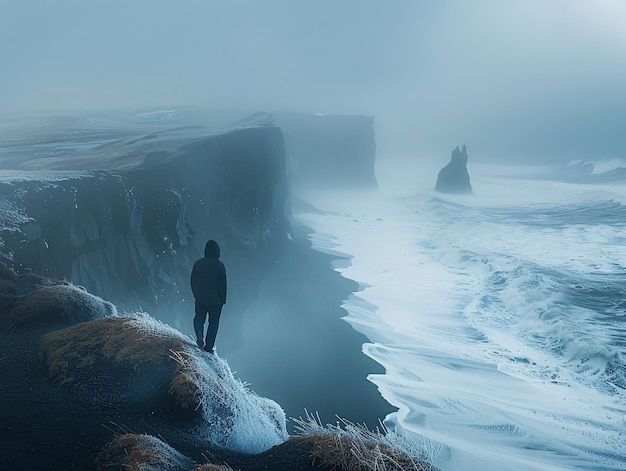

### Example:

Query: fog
xmin=2 ymin=0 xmax=625 ymax=163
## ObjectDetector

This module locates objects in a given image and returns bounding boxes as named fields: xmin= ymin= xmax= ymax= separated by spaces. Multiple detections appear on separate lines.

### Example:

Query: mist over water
xmin=3 ymin=1 xmax=626 ymax=469
xmin=296 ymin=161 xmax=626 ymax=471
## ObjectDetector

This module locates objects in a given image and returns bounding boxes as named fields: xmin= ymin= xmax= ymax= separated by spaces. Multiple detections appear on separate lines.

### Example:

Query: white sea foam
xmin=296 ymin=167 xmax=626 ymax=471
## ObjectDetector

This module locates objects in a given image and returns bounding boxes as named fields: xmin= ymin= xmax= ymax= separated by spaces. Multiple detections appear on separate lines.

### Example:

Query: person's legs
xmin=204 ymin=304 xmax=223 ymax=352
xmin=194 ymin=301 xmax=209 ymax=348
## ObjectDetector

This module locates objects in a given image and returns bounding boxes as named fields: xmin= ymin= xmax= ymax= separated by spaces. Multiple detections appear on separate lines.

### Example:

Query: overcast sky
xmin=1 ymin=0 xmax=625 ymax=162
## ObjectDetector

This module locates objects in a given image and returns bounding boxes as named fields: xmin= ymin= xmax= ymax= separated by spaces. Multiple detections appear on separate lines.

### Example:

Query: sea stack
xmin=435 ymin=144 xmax=473 ymax=194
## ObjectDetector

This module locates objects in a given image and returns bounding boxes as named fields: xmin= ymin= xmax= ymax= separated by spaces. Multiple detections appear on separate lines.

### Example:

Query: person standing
xmin=191 ymin=240 xmax=227 ymax=353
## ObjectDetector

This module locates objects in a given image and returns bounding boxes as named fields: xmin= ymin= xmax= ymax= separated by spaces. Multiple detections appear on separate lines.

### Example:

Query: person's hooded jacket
xmin=190 ymin=240 xmax=227 ymax=305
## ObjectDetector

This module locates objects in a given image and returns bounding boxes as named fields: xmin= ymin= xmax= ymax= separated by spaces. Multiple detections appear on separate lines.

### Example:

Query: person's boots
xmin=203 ymin=337 xmax=214 ymax=353
xmin=195 ymin=328 xmax=204 ymax=349
xmin=204 ymin=311 xmax=220 ymax=354
xmin=193 ymin=316 xmax=205 ymax=349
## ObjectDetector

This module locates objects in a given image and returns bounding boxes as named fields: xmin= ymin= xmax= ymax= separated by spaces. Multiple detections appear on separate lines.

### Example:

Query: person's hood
xmin=204 ymin=240 xmax=221 ymax=258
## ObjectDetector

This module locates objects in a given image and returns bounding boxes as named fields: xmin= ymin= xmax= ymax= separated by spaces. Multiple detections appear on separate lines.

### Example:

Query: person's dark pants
xmin=193 ymin=302 xmax=223 ymax=351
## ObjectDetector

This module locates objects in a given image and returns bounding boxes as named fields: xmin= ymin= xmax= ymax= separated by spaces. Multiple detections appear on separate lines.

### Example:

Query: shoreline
xmin=226 ymin=216 xmax=394 ymax=431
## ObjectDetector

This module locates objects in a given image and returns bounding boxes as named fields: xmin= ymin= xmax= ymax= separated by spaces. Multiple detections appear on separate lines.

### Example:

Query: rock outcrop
xmin=274 ymin=111 xmax=378 ymax=191
xmin=435 ymin=145 xmax=473 ymax=194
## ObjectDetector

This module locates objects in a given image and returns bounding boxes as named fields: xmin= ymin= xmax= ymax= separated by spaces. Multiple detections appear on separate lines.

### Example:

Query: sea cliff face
xmin=0 ymin=120 xmax=288 ymax=341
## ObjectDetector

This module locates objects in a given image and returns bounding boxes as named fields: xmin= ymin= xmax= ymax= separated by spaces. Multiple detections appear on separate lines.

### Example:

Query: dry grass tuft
xmin=0 ymin=283 xmax=113 ymax=332
xmin=294 ymin=412 xmax=440 ymax=471
xmin=98 ymin=433 xmax=193 ymax=471
xmin=168 ymin=350 xmax=203 ymax=410
xmin=41 ymin=312 xmax=212 ymax=422
xmin=191 ymin=464 xmax=234 ymax=471
xmin=310 ymin=434 xmax=416 ymax=471
xmin=98 ymin=433 xmax=234 ymax=471
xmin=3 ymin=285 xmax=79 ymax=331
xmin=100 ymin=434 xmax=161 ymax=470
xmin=41 ymin=316 xmax=185 ymax=385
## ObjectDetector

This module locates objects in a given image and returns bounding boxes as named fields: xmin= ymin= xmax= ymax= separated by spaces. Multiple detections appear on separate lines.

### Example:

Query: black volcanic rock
xmin=435 ymin=145 xmax=473 ymax=194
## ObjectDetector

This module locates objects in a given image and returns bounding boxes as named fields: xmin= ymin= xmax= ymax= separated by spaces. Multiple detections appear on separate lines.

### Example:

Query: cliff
xmin=0 ymin=111 xmax=440 ymax=470
xmin=0 ymin=117 xmax=288 ymax=346
xmin=0 ymin=109 xmax=393 ymax=428
xmin=274 ymin=111 xmax=378 ymax=191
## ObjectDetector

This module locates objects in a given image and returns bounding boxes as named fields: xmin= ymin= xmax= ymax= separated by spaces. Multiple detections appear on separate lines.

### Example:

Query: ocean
xmin=297 ymin=161 xmax=626 ymax=471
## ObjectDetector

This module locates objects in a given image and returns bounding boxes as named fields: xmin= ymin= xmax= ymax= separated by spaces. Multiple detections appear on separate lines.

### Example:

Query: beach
xmin=226 ymin=217 xmax=394 ymax=431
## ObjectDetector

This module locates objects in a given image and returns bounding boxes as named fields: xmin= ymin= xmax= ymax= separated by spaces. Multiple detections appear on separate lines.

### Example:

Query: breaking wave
xmin=299 ymin=175 xmax=626 ymax=471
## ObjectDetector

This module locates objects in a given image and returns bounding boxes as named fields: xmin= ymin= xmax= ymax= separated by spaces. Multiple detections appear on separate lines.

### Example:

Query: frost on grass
xmin=42 ymin=310 xmax=288 ymax=455
xmin=293 ymin=411 xmax=441 ymax=471
xmin=125 ymin=310 xmax=190 ymax=343
xmin=98 ymin=433 xmax=194 ymax=471
xmin=125 ymin=312 xmax=288 ymax=454
xmin=1 ymin=282 xmax=116 ymax=332
xmin=169 ymin=348 xmax=288 ymax=454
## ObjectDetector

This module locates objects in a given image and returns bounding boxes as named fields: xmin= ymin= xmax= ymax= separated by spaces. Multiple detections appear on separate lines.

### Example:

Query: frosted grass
xmin=169 ymin=349 xmax=288 ymax=454
xmin=124 ymin=312 xmax=288 ymax=454
xmin=294 ymin=410 xmax=441 ymax=471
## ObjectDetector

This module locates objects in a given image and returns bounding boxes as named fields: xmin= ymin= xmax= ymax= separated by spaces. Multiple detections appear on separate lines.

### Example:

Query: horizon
xmin=2 ymin=1 xmax=626 ymax=163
